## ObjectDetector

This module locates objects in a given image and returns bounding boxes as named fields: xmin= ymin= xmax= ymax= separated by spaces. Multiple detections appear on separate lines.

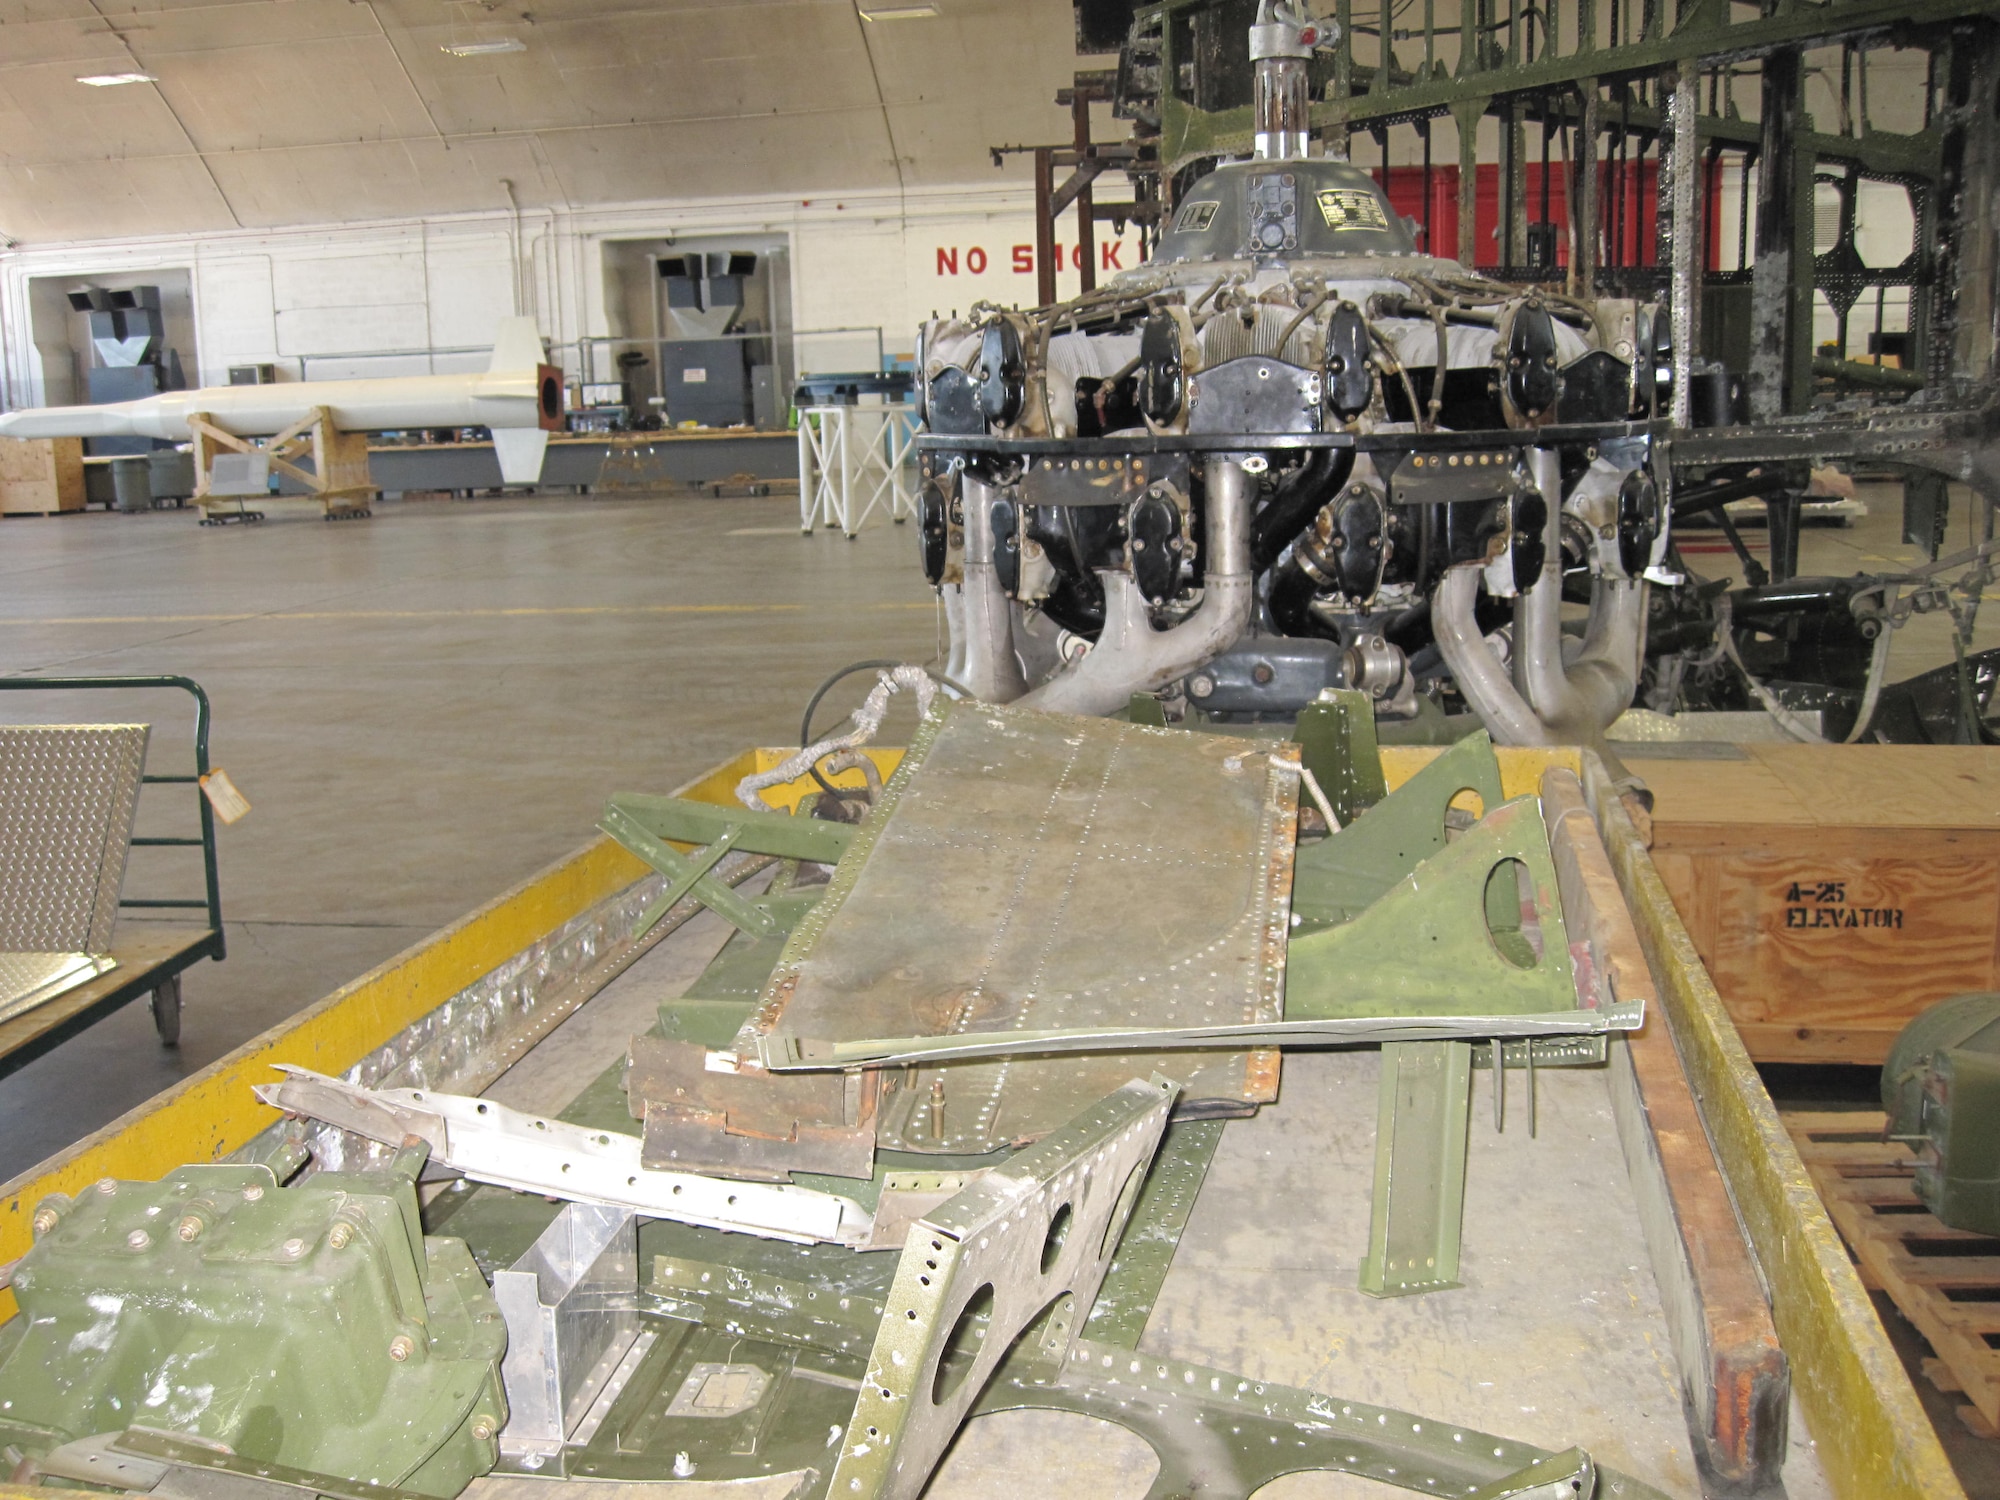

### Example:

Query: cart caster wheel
xmin=151 ymin=975 xmax=182 ymax=1047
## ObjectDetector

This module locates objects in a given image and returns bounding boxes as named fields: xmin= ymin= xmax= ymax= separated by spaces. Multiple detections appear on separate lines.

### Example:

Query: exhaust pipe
xmin=955 ymin=473 xmax=1028 ymax=701
xmin=1432 ymin=446 xmax=1645 ymax=747
xmin=1016 ymin=455 xmax=1256 ymax=717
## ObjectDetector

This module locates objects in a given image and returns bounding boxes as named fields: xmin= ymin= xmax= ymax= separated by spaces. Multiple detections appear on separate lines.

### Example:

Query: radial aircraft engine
xmin=913 ymin=3 xmax=1671 ymax=750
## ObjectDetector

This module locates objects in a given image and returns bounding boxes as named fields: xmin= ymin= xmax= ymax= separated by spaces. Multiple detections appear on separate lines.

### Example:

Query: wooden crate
xmin=1635 ymin=744 xmax=2000 ymax=1064
xmin=0 ymin=437 xmax=85 ymax=514
xmin=1786 ymin=1109 xmax=2000 ymax=1429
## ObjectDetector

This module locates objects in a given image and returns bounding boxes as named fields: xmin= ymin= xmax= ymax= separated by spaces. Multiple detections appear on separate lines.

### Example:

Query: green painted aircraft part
xmin=1292 ymin=689 xmax=1388 ymax=825
xmin=598 ymin=802 xmax=782 ymax=939
xmin=1360 ymin=1041 xmax=1473 ymax=1298
xmin=0 ymin=1154 xmax=507 ymax=1497
xmin=1082 ymin=1119 xmax=1227 ymax=1348
xmin=1884 ymin=993 xmax=2000 ymax=1235
xmin=1290 ymin=731 xmax=1507 ymax=931
xmin=605 ymin=790 xmax=856 ymax=866
xmin=1286 ymin=793 xmax=1575 ymax=1020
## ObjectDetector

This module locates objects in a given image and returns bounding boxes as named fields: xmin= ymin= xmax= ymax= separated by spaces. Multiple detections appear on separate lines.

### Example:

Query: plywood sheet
xmin=1748 ymin=744 xmax=2000 ymax=829
xmin=1625 ymin=752 xmax=1817 ymax=832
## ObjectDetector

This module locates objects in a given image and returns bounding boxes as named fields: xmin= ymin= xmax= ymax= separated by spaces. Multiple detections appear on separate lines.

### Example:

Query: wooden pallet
xmin=1787 ymin=1109 xmax=2000 ymax=1429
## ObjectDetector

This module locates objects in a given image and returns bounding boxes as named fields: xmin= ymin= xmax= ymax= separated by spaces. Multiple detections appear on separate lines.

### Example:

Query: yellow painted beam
xmin=1380 ymin=744 xmax=1580 ymax=800
xmin=0 ymin=835 xmax=652 ymax=1316
xmin=672 ymin=746 xmax=906 ymax=813
xmin=1586 ymin=759 xmax=1963 ymax=1500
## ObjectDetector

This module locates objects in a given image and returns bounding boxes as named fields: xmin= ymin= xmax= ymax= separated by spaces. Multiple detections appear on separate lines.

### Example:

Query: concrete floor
xmin=0 ymin=491 xmax=938 ymax=1178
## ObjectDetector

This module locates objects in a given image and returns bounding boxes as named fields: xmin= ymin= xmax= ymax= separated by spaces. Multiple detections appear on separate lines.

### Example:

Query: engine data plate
xmin=747 ymin=702 xmax=1296 ymax=1154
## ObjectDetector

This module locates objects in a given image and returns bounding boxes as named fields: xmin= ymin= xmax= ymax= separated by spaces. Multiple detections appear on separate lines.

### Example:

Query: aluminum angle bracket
xmin=756 ymin=1005 xmax=1638 ymax=1070
xmin=493 ymin=1202 xmax=641 ymax=1468
xmin=826 ymin=1075 xmax=1178 ymax=1500
xmin=256 ymin=1066 xmax=868 ymax=1246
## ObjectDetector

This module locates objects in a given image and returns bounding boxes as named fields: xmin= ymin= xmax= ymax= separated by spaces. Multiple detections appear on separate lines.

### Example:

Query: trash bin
xmin=111 ymin=457 xmax=151 ymax=514
xmin=147 ymin=449 xmax=196 ymax=505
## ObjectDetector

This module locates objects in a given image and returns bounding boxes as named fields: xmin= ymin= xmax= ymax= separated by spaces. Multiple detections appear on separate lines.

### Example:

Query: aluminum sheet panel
xmin=0 ymin=724 xmax=148 ymax=953
xmin=751 ymin=704 xmax=1295 ymax=1153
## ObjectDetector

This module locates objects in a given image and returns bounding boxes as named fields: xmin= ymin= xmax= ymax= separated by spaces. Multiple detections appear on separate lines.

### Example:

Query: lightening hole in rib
xmin=931 ymin=1283 xmax=996 ymax=1406
xmin=1482 ymin=857 xmax=1541 ymax=968
xmin=1041 ymin=1203 xmax=1073 ymax=1274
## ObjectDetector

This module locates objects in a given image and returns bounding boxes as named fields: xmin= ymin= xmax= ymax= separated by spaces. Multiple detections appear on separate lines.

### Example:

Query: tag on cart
xmin=199 ymin=768 xmax=251 ymax=825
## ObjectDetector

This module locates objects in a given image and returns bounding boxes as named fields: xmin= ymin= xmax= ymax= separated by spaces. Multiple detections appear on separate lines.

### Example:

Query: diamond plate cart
xmin=0 ymin=676 xmax=225 ymax=1070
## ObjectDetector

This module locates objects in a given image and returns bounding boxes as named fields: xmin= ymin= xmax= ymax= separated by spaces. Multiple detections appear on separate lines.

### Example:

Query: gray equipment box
xmin=661 ymin=339 xmax=752 ymax=428
xmin=207 ymin=452 xmax=270 ymax=497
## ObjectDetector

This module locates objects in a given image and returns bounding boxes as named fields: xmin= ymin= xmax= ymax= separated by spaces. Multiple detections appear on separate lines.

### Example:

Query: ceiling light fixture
xmin=440 ymin=37 xmax=526 ymax=56
xmin=76 ymin=73 xmax=157 ymax=87
xmin=858 ymin=4 xmax=940 ymax=19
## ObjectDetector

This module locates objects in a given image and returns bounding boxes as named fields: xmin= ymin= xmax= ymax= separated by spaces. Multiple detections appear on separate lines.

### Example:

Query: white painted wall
xmin=0 ymin=182 xmax=1146 ymax=411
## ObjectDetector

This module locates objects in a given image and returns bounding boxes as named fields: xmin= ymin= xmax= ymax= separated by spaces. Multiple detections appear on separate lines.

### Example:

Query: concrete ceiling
xmin=0 ymin=0 xmax=1095 ymax=243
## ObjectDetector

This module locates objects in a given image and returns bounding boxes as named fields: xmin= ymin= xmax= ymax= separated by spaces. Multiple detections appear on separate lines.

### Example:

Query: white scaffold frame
xmin=797 ymin=404 xmax=918 ymax=537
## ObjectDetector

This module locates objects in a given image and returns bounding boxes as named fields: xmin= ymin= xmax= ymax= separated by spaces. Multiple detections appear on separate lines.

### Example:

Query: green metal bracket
xmin=597 ymin=801 xmax=783 ymax=939
xmin=629 ymin=822 xmax=745 ymax=940
xmin=1465 ymin=1446 xmax=1599 ymax=1498
xmin=1287 ymin=793 xmax=1574 ymax=1020
xmin=659 ymin=892 xmax=822 ymax=1048
xmin=1082 ymin=1119 xmax=1227 ymax=1348
xmin=1291 ymin=689 xmax=1387 ymax=826
xmin=1289 ymin=731 xmax=1508 ymax=935
xmin=604 ymin=791 xmax=854 ymax=865
xmin=1360 ymin=1040 xmax=1472 ymax=1298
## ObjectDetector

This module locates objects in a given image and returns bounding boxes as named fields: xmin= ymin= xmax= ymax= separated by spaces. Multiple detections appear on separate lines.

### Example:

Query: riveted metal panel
xmin=0 ymin=724 xmax=149 ymax=953
xmin=752 ymin=703 xmax=1295 ymax=1153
